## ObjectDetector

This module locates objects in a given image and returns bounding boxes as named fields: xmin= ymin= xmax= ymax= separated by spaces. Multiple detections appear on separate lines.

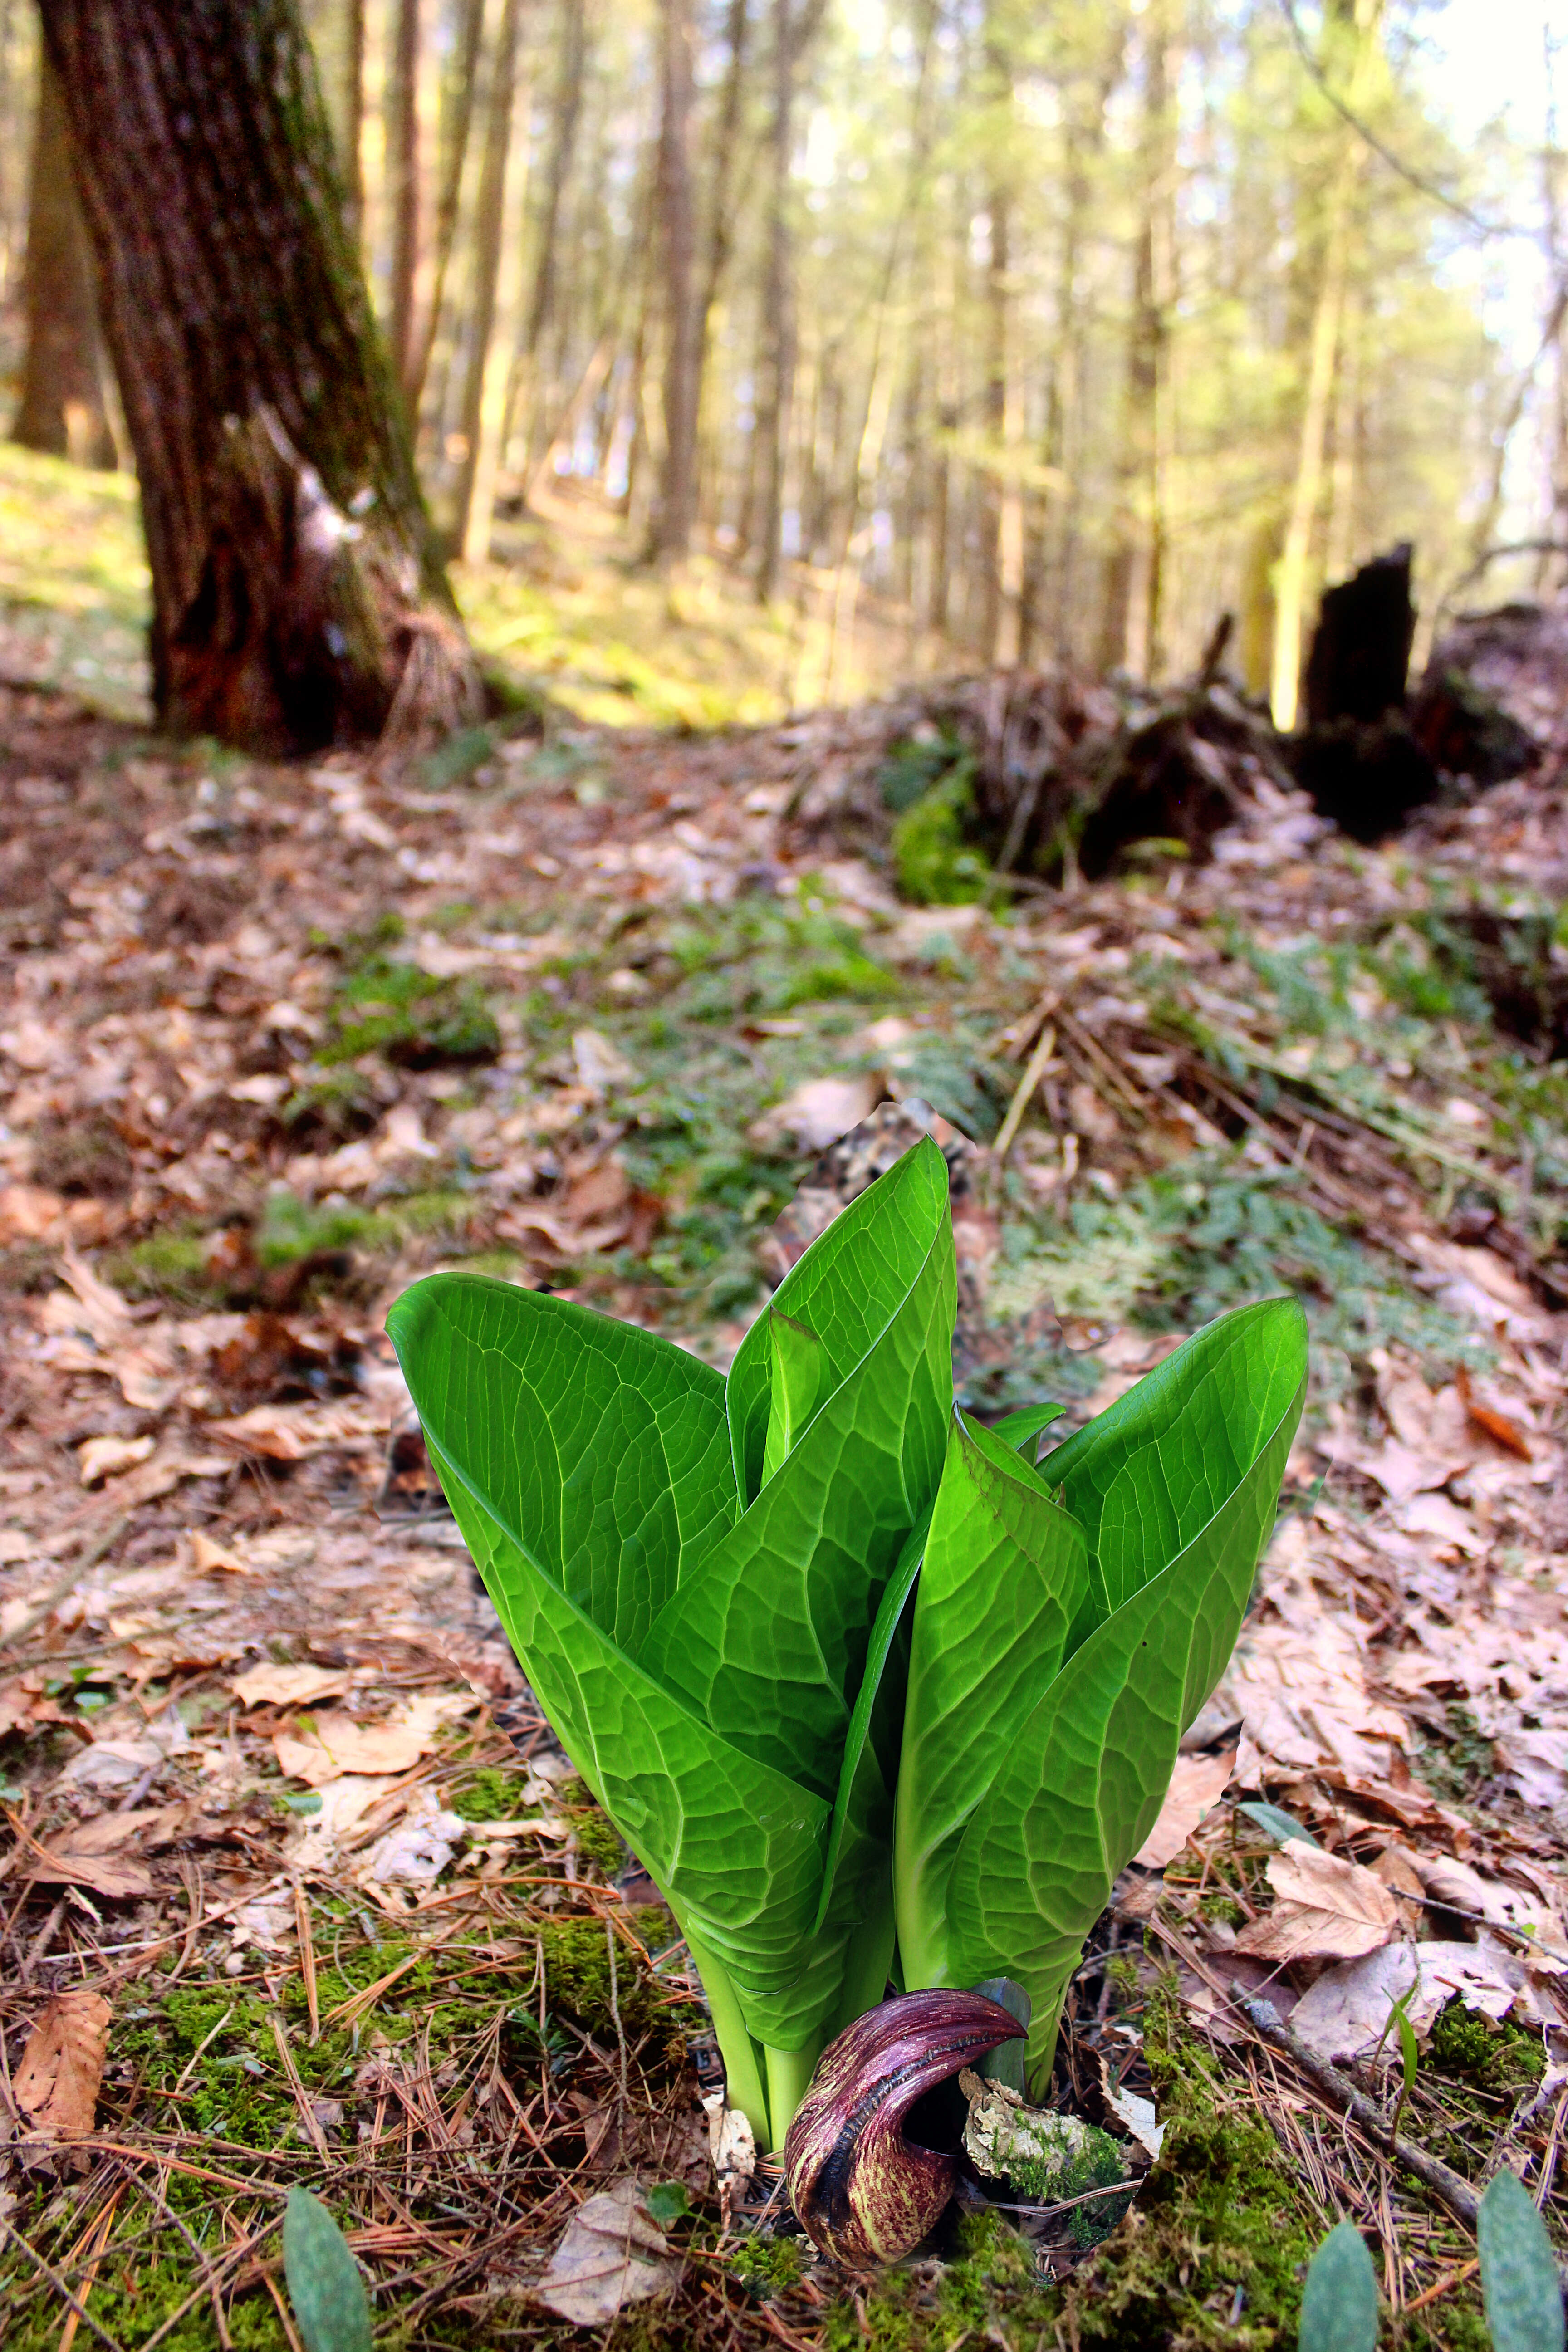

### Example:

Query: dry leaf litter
xmin=1 ymin=665 xmax=1567 ymax=2346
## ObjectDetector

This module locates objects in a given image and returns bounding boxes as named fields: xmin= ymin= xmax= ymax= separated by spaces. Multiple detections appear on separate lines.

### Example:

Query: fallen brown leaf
xmin=1290 ymin=1938 xmax=1529 ymax=2061
xmin=534 ymin=2179 xmax=680 ymax=2327
xmin=12 ymin=1990 xmax=112 ymax=2140
xmin=76 ymin=1433 xmax=156 ymax=1487
xmin=229 ymin=1662 xmax=353 ymax=1709
xmin=208 ymin=1400 xmax=381 ymax=1460
xmin=1232 ymin=1838 xmax=1400 ymax=1962
xmin=1133 ymin=1746 xmax=1236 ymax=1870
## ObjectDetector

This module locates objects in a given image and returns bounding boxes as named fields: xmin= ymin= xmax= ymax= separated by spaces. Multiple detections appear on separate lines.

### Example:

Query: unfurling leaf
xmin=1298 ymin=2220 xmax=1379 ymax=2352
xmin=283 ymin=2187 xmax=372 ymax=2352
xmin=1478 ymin=2168 xmax=1566 ymax=2352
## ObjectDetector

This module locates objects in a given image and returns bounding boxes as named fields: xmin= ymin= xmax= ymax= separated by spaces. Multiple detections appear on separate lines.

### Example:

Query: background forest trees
xmin=0 ymin=0 xmax=1564 ymax=712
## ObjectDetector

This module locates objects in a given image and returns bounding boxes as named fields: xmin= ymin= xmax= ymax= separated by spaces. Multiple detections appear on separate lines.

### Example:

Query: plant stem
xmin=764 ymin=2039 xmax=823 ymax=2145
xmin=681 ymin=1921 xmax=773 ymax=2150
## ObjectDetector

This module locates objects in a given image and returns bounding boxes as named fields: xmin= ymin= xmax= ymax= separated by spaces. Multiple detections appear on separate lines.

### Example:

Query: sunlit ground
xmin=0 ymin=446 xmax=946 ymax=731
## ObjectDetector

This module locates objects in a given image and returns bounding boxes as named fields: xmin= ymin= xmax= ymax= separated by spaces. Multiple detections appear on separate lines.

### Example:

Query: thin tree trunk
xmin=979 ymin=3 xmax=1019 ymax=665
xmin=652 ymin=0 xmax=698 ymax=564
xmin=524 ymin=0 xmax=588 ymax=389
xmin=1041 ymin=41 xmax=1119 ymax=664
xmin=386 ymin=0 xmax=439 ymax=402
xmin=454 ymin=0 xmax=526 ymax=561
xmin=691 ymin=0 xmax=749 ymax=512
xmin=12 ymin=47 xmax=113 ymax=466
xmin=1270 ymin=0 xmax=1382 ymax=730
xmin=407 ymin=0 xmax=485 ymax=411
xmin=755 ymin=0 xmax=799 ymax=600
xmin=1098 ymin=0 xmax=1174 ymax=680
xmin=41 ymin=0 xmax=479 ymax=752
xmin=343 ymin=0 xmax=366 ymax=241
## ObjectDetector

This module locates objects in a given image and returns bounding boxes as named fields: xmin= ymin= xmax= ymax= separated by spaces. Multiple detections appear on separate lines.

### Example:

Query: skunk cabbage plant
xmin=387 ymin=1137 xmax=1305 ymax=2157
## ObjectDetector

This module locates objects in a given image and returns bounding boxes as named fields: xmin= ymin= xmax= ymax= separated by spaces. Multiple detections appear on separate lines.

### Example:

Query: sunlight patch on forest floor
xmin=0 ymin=446 xmax=150 ymax=721
xmin=0 ymin=448 xmax=939 ymax=734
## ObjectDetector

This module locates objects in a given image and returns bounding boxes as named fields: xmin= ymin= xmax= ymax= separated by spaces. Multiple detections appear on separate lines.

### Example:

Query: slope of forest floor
xmin=2 ymin=643 xmax=1568 ymax=2350
xmin=0 ymin=447 xmax=936 ymax=736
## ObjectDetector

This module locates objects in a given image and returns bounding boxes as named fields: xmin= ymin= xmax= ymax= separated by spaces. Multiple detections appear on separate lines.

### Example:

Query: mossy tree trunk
xmin=39 ymin=0 xmax=481 ymax=756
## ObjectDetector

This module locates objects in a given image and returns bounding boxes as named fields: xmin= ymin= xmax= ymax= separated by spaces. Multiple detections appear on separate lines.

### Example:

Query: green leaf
xmin=283 ymin=2188 xmax=372 ymax=2352
xmin=724 ymin=1137 xmax=952 ymax=1505
xmin=1479 ymin=2169 xmax=1565 ymax=2352
xmin=1042 ymin=1298 xmax=1308 ymax=1610
xmin=644 ymin=2181 xmax=692 ymax=2227
xmin=1236 ymin=1799 xmax=1318 ymax=1848
xmin=810 ymin=1507 xmax=931 ymax=1937
xmin=423 ymin=1426 xmax=846 ymax=2049
xmin=990 ymin=1401 xmax=1066 ymax=1456
xmin=760 ymin=1311 xmax=825 ymax=1488
xmin=387 ymin=1275 xmax=736 ymax=1653
xmin=638 ymin=1142 xmax=955 ymax=1798
xmin=972 ymin=1977 xmax=1031 ymax=2093
xmin=895 ymin=1409 xmax=1092 ymax=1989
xmin=944 ymin=1327 xmax=1305 ymax=2089
xmin=1298 ymin=2220 xmax=1379 ymax=2352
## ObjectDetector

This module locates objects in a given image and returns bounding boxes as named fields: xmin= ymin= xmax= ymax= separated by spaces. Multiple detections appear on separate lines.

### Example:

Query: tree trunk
xmin=343 ymin=0 xmax=367 ymax=243
xmin=652 ymin=0 xmax=699 ymax=564
xmin=41 ymin=0 xmax=480 ymax=754
xmin=11 ymin=48 xmax=113 ymax=467
xmin=1098 ymin=0 xmax=1173 ymax=680
xmin=1269 ymin=0 xmax=1382 ymax=731
xmin=407 ymin=0 xmax=486 ymax=412
xmin=754 ymin=0 xmax=797 ymax=600
xmin=1039 ymin=34 xmax=1119 ymax=664
xmin=691 ymin=0 xmax=750 ymax=515
xmin=979 ymin=4 xmax=1019 ymax=666
xmin=524 ymin=0 xmax=588 ymax=382
xmin=455 ymin=0 xmax=527 ymax=563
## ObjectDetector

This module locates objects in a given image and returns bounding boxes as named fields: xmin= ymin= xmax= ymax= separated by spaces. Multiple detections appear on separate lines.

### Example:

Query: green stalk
xmin=763 ymin=2040 xmax=823 ymax=2146
xmin=680 ymin=1921 xmax=772 ymax=2151
xmin=828 ymin=1892 xmax=898 ymax=2038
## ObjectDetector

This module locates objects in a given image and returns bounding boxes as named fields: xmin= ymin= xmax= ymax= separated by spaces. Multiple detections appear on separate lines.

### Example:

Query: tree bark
xmin=977 ymin=1 xmax=1019 ymax=664
xmin=386 ymin=0 xmax=431 ymax=397
xmin=755 ymin=0 xmax=798 ymax=600
xmin=691 ymin=0 xmax=750 ymax=520
xmin=1270 ymin=0 xmax=1382 ymax=731
xmin=41 ymin=0 xmax=480 ymax=754
xmin=1098 ymin=0 xmax=1174 ymax=680
xmin=11 ymin=47 xmax=113 ymax=468
xmin=407 ymin=0 xmax=486 ymax=412
xmin=525 ymin=0 xmax=588 ymax=379
xmin=455 ymin=0 xmax=527 ymax=563
xmin=652 ymin=0 xmax=699 ymax=564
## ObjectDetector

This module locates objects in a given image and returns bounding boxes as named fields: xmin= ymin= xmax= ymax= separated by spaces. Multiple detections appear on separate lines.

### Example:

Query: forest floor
xmin=3 ymin=589 xmax=1568 ymax=2349
xmin=0 ymin=446 xmax=939 ymax=736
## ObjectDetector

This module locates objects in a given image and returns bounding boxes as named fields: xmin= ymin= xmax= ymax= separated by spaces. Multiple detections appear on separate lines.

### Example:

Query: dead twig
xmin=1230 ymin=1983 xmax=1568 ymax=2274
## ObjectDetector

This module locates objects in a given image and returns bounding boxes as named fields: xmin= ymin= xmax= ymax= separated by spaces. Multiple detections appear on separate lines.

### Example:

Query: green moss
xmin=537 ymin=1912 xmax=695 ymax=2060
xmin=281 ymin=1066 xmax=379 ymax=1142
xmin=256 ymin=1189 xmax=375 ymax=1266
xmin=1061 ymin=1981 xmax=1317 ymax=2347
xmin=730 ymin=2235 xmax=806 ymax=2298
xmin=561 ymin=1775 xmax=626 ymax=1877
xmin=1429 ymin=1999 xmax=1545 ymax=2099
xmin=890 ymin=770 xmax=990 ymax=905
xmin=319 ymin=952 xmax=500 ymax=1068
xmin=455 ymin=1763 xmax=519 ymax=1821
xmin=103 ymin=1226 xmax=225 ymax=1308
